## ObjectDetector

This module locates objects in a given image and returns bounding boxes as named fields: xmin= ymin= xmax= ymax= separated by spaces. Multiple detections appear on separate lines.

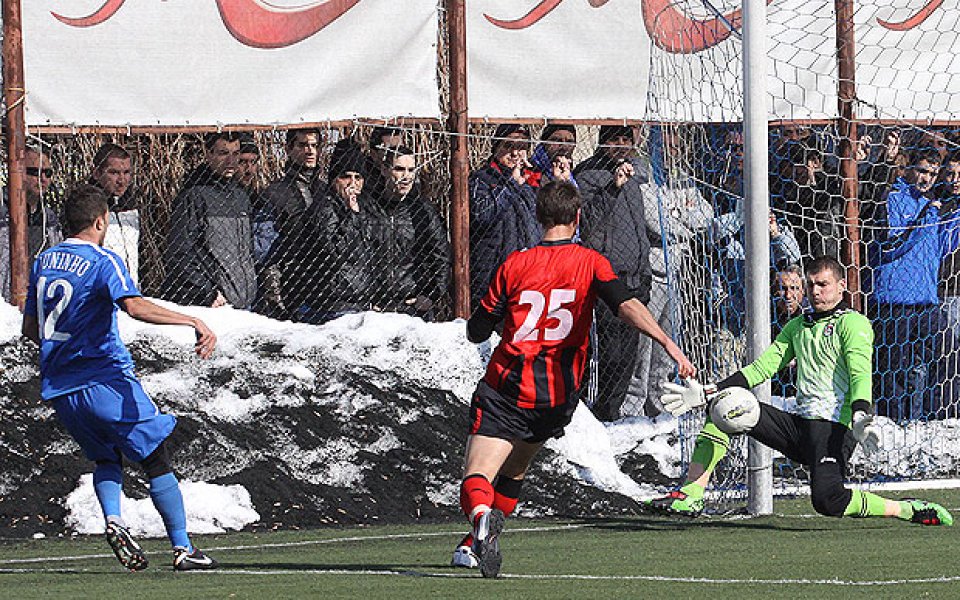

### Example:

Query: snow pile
xmin=64 ymin=474 xmax=259 ymax=536
xmin=6 ymin=297 xmax=960 ymax=538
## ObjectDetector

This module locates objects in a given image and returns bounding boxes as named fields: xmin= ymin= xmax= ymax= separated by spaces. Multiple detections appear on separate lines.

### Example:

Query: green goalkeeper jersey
xmin=739 ymin=306 xmax=874 ymax=427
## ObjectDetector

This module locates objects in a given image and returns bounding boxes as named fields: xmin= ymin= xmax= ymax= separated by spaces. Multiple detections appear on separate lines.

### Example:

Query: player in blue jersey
xmin=21 ymin=185 xmax=219 ymax=571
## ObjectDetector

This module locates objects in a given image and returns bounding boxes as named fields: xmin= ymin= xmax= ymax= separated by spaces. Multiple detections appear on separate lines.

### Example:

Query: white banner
xmin=468 ymin=0 xmax=960 ymax=122
xmin=22 ymin=0 xmax=440 ymax=126
xmin=467 ymin=0 xmax=650 ymax=120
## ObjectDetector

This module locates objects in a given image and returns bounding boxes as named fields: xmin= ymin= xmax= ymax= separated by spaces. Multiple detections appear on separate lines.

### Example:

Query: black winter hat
xmin=598 ymin=125 xmax=634 ymax=145
xmin=541 ymin=124 xmax=576 ymax=140
xmin=493 ymin=123 xmax=530 ymax=143
xmin=328 ymin=139 xmax=366 ymax=179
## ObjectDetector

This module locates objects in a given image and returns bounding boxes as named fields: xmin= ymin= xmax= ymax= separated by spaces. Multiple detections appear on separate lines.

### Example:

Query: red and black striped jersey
xmin=474 ymin=240 xmax=627 ymax=409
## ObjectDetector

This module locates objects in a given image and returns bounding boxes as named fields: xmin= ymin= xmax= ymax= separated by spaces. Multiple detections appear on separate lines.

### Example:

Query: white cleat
xmin=451 ymin=544 xmax=479 ymax=568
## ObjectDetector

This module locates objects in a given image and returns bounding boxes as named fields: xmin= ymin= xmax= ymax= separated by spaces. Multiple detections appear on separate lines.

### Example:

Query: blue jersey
xmin=24 ymin=239 xmax=141 ymax=399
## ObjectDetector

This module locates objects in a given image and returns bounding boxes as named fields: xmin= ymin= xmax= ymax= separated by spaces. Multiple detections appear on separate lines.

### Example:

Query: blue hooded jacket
xmin=871 ymin=177 xmax=942 ymax=305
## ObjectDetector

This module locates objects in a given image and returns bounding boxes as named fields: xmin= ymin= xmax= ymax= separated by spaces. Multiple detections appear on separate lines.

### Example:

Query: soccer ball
xmin=709 ymin=387 xmax=760 ymax=435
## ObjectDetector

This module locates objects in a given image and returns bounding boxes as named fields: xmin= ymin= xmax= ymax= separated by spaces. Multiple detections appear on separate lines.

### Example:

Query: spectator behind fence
xmin=255 ymin=129 xmax=325 ymax=317
xmin=366 ymin=126 xmax=405 ymax=199
xmin=530 ymin=124 xmax=576 ymax=186
xmin=235 ymin=134 xmax=261 ymax=195
xmin=771 ymin=263 xmax=807 ymax=399
xmin=278 ymin=139 xmax=379 ymax=323
xmin=772 ymin=142 xmax=843 ymax=262
xmin=469 ymin=123 xmax=542 ymax=308
xmin=161 ymin=132 xmax=256 ymax=310
xmin=88 ymin=144 xmax=140 ymax=284
xmin=936 ymin=152 xmax=960 ymax=418
xmin=628 ymin=127 xmax=714 ymax=417
xmin=370 ymin=146 xmax=451 ymax=320
xmin=713 ymin=209 xmax=803 ymax=338
xmin=572 ymin=124 xmax=652 ymax=421
xmin=259 ymin=128 xmax=324 ymax=247
xmin=857 ymin=127 xmax=903 ymax=236
xmin=868 ymin=149 xmax=946 ymax=422
xmin=1 ymin=145 xmax=63 ymax=303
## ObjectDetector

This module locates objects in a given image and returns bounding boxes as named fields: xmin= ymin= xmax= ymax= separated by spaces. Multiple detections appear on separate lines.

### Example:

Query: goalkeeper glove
xmin=660 ymin=378 xmax=717 ymax=417
xmin=851 ymin=411 xmax=880 ymax=455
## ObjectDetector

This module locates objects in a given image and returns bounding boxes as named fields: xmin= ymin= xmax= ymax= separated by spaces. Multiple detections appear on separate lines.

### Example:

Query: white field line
xmin=0 ymin=523 xmax=588 ymax=565
xmin=1 ymin=566 xmax=959 ymax=586
xmin=2 ymin=513 xmax=958 ymax=586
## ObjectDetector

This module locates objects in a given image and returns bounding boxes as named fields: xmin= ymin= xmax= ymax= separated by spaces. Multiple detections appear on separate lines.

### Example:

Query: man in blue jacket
xmin=869 ymin=149 xmax=945 ymax=421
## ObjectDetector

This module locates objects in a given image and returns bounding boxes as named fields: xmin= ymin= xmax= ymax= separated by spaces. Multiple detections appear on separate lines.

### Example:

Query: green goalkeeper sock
xmin=679 ymin=482 xmax=705 ymax=500
xmin=843 ymin=490 xmax=889 ymax=518
xmin=688 ymin=421 xmax=731 ymax=478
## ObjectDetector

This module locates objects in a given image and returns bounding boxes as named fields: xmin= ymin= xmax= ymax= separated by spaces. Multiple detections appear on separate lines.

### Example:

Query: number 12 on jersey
xmin=513 ymin=289 xmax=576 ymax=343
xmin=36 ymin=276 xmax=74 ymax=342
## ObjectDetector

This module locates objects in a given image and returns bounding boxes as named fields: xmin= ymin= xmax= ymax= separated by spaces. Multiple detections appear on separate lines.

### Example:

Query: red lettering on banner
xmin=216 ymin=0 xmax=360 ymax=49
xmin=483 ymin=0 xmax=751 ymax=53
xmin=52 ymin=0 xmax=126 ymax=27
xmin=486 ymin=0 xmax=943 ymax=53
xmin=51 ymin=0 xmax=360 ymax=49
xmin=877 ymin=0 xmax=943 ymax=31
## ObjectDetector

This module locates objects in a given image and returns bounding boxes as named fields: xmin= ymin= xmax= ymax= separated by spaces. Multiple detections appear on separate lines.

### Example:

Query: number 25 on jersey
xmin=512 ymin=289 xmax=576 ymax=343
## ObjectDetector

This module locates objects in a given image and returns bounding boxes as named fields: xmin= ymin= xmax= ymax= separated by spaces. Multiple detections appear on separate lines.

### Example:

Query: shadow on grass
xmin=548 ymin=514 xmax=839 ymax=533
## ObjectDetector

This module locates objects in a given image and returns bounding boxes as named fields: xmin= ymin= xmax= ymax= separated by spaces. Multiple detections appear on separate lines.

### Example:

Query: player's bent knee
xmin=140 ymin=442 xmax=173 ymax=479
xmin=810 ymin=486 xmax=850 ymax=517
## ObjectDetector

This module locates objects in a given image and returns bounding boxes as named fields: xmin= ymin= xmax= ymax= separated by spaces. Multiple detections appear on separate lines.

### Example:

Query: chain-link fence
xmin=8 ymin=0 xmax=960 ymax=514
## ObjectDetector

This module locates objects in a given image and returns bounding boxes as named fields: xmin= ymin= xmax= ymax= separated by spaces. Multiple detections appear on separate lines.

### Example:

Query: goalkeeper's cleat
xmin=905 ymin=499 xmax=954 ymax=526
xmin=173 ymin=546 xmax=219 ymax=571
xmin=644 ymin=490 xmax=704 ymax=517
xmin=451 ymin=532 xmax=478 ymax=568
xmin=474 ymin=509 xmax=505 ymax=579
xmin=105 ymin=521 xmax=148 ymax=571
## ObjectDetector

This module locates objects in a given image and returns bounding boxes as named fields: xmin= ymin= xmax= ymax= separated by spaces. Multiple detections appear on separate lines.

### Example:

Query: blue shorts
xmin=50 ymin=372 xmax=176 ymax=463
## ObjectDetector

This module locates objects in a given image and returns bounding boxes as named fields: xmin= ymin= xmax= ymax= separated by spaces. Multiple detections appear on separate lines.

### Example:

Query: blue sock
xmin=93 ymin=462 xmax=123 ymax=523
xmin=149 ymin=473 xmax=192 ymax=551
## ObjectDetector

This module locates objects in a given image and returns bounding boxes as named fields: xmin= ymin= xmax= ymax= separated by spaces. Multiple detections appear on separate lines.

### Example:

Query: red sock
xmin=460 ymin=474 xmax=494 ymax=525
xmin=493 ymin=476 xmax=523 ymax=516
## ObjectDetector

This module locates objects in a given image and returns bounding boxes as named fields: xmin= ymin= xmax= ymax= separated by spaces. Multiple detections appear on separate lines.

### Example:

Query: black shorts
xmin=749 ymin=403 xmax=857 ymax=470
xmin=469 ymin=381 xmax=578 ymax=444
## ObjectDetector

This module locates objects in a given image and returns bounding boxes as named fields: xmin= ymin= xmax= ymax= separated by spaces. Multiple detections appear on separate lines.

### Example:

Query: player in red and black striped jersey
xmin=454 ymin=181 xmax=696 ymax=578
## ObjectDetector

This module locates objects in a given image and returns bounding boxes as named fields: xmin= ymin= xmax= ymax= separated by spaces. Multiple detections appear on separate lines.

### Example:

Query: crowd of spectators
xmin=8 ymin=122 xmax=960 ymax=424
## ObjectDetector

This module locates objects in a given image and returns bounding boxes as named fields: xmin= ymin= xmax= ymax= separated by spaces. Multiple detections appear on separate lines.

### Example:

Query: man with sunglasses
xmin=869 ymin=149 xmax=947 ymax=422
xmin=1 ymin=145 xmax=62 ymax=303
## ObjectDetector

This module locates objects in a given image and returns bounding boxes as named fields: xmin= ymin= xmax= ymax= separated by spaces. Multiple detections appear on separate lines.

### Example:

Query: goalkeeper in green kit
xmin=645 ymin=256 xmax=952 ymax=526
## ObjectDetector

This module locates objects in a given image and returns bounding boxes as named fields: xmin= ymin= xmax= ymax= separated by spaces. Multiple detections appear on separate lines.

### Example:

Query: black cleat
xmin=173 ymin=546 xmax=219 ymax=571
xmin=105 ymin=522 xmax=148 ymax=571
xmin=904 ymin=499 xmax=954 ymax=526
xmin=475 ymin=509 xmax=505 ymax=579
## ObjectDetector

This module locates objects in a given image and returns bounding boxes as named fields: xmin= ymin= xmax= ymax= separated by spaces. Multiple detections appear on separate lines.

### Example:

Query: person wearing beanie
xmin=468 ymin=123 xmax=543 ymax=307
xmin=531 ymin=124 xmax=577 ymax=187
xmin=274 ymin=138 xmax=382 ymax=324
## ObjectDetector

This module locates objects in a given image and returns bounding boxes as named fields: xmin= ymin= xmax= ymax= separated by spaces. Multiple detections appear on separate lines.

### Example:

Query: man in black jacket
xmin=371 ymin=146 xmax=451 ymax=319
xmin=278 ymin=140 xmax=381 ymax=323
xmin=573 ymin=125 xmax=653 ymax=420
xmin=161 ymin=132 xmax=256 ymax=310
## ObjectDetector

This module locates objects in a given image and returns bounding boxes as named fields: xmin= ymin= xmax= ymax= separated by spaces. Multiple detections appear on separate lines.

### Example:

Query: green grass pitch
xmin=2 ymin=489 xmax=959 ymax=599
